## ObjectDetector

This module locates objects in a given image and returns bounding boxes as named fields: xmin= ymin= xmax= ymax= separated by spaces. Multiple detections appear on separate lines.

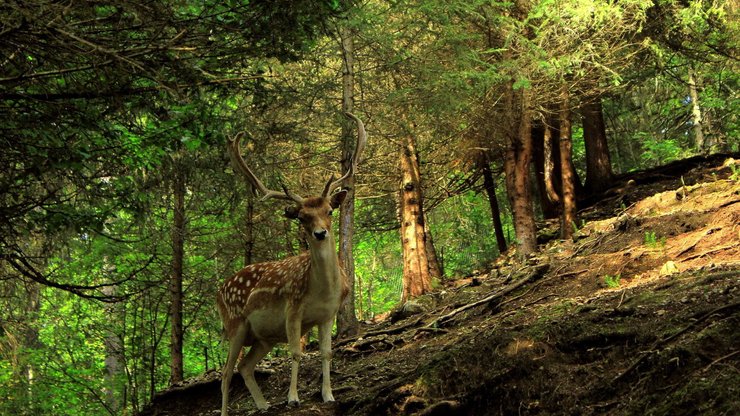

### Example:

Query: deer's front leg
xmin=318 ymin=320 xmax=335 ymax=402
xmin=286 ymin=309 xmax=303 ymax=406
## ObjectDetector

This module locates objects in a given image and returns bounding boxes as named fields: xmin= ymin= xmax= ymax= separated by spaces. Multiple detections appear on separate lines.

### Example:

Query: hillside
xmin=139 ymin=156 xmax=739 ymax=416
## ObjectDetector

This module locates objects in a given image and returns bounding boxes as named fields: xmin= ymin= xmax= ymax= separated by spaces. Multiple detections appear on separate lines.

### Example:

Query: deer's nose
xmin=313 ymin=230 xmax=327 ymax=241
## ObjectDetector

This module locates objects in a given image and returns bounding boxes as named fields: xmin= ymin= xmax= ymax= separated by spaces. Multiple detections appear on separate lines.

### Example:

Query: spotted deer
xmin=217 ymin=113 xmax=366 ymax=415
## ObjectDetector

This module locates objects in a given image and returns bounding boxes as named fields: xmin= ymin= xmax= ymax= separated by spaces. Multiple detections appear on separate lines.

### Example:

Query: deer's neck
xmin=307 ymin=236 xmax=343 ymax=296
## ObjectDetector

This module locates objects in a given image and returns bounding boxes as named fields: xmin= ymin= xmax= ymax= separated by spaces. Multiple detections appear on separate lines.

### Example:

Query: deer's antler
xmin=227 ymin=132 xmax=304 ymax=204
xmin=322 ymin=112 xmax=367 ymax=198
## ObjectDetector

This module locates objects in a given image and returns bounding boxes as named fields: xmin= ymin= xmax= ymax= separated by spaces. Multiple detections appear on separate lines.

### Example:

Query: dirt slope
xmin=139 ymin=156 xmax=739 ymax=416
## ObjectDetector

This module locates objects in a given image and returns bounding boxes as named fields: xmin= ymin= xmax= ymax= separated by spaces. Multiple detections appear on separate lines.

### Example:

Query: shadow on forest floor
xmin=139 ymin=154 xmax=740 ymax=416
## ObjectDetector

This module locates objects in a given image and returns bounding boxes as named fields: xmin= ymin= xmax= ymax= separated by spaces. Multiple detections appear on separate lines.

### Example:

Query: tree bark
xmin=169 ymin=152 xmax=185 ymax=385
xmin=582 ymin=97 xmax=614 ymax=193
xmin=687 ymin=66 xmax=706 ymax=153
xmin=560 ymin=88 xmax=577 ymax=240
xmin=480 ymin=155 xmax=508 ymax=254
xmin=23 ymin=281 xmax=41 ymax=411
xmin=336 ymin=24 xmax=360 ymax=338
xmin=504 ymin=88 xmax=538 ymax=257
xmin=399 ymin=133 xmax=433 ymax=301
xmin=424 ymin=217 xmax=443 ymax=279
xmin=284 ymin=218 xmax=297 ymax=256
xmin=102 ymin=281 xmax=123 ymax=414
xmin=532 ymin=125 xmax=559 ymax=218
xmin=243 ymin=195 xmax=254 ymax=266
xmin=543 ymin=119 xmax=562 ymax=206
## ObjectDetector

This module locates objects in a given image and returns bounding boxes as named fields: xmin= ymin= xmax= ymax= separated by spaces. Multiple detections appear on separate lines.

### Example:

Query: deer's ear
xmin=284 ymin=205 xmax=300 ymax=219
xmin=330 ymin=189 xmax=348 ymax=209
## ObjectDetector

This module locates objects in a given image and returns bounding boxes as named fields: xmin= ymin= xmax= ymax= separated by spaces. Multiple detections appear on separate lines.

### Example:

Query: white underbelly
xmin=248 ymin=307 xmax=289 ymax=342
xmin=302 ymin=297 xmax=341 ymax=326
xmin=247 ymin=299 xmax=340 ymax=343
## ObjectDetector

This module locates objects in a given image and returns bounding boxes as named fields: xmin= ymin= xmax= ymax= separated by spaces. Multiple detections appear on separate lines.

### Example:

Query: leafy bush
xmin=639 ymin=136 xmax=689 ymax=167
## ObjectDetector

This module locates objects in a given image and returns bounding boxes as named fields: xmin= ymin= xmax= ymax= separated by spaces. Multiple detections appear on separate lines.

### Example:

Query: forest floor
xmin=139 ymin=154 xmax=740 ymax=416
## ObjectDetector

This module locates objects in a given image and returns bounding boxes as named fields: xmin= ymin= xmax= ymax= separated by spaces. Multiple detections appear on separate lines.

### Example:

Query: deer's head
xmin=228 ymin=113 xmax=365 ymax=245
xmin=283 ymin=193 xmax=344 ymax=243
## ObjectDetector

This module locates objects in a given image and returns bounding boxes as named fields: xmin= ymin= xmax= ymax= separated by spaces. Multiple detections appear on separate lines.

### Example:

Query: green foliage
xmin=571 ymin=125 xmax=587 ymax=178
xmin=728 ymin=163 xmax=740 ymax=181
xmin=603 ymin=274 xmax=622 ymax=288
xmin=644 ymin=231 xmax=666 ymax=250
xmin=429 ymin=190 xmax=510 ymax=278
xmin=639 ymin=136 xmax=691 ymax=167
xmin=354 ymin=231 xmax=404 ymax=321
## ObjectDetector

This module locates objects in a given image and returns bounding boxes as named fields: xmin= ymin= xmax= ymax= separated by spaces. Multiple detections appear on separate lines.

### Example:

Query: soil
xmin=139 ymin=154 xmax=740 ymax=416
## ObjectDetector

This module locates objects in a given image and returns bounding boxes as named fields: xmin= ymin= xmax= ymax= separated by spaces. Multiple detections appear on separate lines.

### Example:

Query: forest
xmin=0 ymin=1 xmax=738 ymax=415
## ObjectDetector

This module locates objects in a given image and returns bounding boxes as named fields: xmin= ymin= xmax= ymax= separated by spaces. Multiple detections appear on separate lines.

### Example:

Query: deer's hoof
xmin=288 ymin=400 xmax=300 ymax=407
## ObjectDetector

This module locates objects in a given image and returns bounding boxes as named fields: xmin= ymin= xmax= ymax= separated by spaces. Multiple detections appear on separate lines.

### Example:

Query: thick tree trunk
xmin=560 ymin=88 xmax=577 ymax=240
xmin=504 ymin=89 xmax=538 ymax=257
xmin=687 ymin=66 xmax=706 ymax=153
xmin=480 ymin=155 xmax=508 ymax=254
xmin=399 ymin=133 xmax=433 ymax=301
xmin=169 ymin=153 xmax=185 ymax=385
xmin=336 ymin=24 xmax=359 ymax=338
xmin=582 ymin=97 xmax=614 ymax=193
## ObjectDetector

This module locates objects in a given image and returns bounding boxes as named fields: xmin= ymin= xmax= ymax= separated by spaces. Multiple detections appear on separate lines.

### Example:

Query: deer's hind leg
xmin=221 ymin=323 xmax=247 ymax=416
xmin=286 ymin=308 xmax=304 ymax=406
xmin=237 ymin=340 xmax=274 ymax=410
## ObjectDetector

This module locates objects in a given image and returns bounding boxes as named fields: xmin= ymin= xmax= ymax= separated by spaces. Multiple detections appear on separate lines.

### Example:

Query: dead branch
xmin=413 ymin=327 xmax=449 ymax=335
xmin=719 ymin=198 xmax=740 ymax=208
xmin=701 ymin=350 xmax=739 ymax=373
xmin=552 ymin=269 xmax=589 ymax=279
xmin=613 ymin=301 xmax=740 ymax=383
xmin=683 ymin=244 xmax=738 ymax=261
xmin=428 ymin=264 xmax=550 ymax=328
xmin=335 ymin=318 xmax=423 ymax=349
xmin=676 ymin=227 xmax=722 ymax=257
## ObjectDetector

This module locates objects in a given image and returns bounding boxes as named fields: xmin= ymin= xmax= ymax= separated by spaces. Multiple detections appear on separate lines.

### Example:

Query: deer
xmin=217 ymin=112 xmax=366 ymax=415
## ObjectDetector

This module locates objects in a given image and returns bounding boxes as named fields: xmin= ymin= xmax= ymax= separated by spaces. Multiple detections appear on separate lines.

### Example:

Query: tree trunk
xmin=480 ymin=155 xmax=508 ymax=254
xmin=532 ymin=125 xmax=559 ymax=218
xmin=23 ymin=281 xmax=41 ymax=411
xmin=543 ymin=119 xmax=562 ymax=206
xmin=102 ymin=281 xmax=123 ymax=414
xmin=504 ymin=88 xmax=538 ymax=258
xmin=399 ymin=133 xmax=433 ymax=301
xmin=424 ymin=216 xmax=443 ymax=278
xmin=582 ymin=97 xmax=614 ymax=193
xmin=243 ymin=195 xmax=254 ymax=266
xmin=169 ymin=152 xmax=185 ymax=385
xmin=687 ymin=66 xmax=706 ymax=153
xmin=560 ymin=88 xmax=577 ymax=240
xmin=336 ymin=24 xmax=359 ymax=338
xmin=284 ymin=218 xmax=297 ymax=256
